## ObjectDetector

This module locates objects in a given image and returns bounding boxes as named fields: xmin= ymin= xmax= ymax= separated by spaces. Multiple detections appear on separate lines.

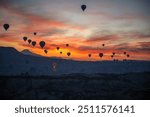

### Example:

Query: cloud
xmin=121 ymin=32 xmax=150 ymax=39
xmin=85 ymin=34 xmax=119 ymax=44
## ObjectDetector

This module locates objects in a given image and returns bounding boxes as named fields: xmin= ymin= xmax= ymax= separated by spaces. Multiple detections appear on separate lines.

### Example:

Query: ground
xmin=0 ymin=72 xmax=150 ymax=100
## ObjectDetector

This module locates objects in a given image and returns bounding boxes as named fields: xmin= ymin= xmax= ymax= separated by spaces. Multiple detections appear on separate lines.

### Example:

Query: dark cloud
xmin=111 ymin=42 xmax=150 ymax=54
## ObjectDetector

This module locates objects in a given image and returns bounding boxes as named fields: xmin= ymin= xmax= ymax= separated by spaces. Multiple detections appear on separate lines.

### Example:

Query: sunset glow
xmin=0 ymin=0 xmax=150 ymax=61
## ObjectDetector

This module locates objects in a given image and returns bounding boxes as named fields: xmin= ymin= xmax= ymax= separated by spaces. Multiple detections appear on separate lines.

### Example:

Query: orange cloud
xmin=0 ymin=4 xmax=150 ymax=61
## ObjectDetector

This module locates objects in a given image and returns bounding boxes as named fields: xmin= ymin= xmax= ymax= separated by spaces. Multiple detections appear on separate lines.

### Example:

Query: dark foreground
xmin=0 ymin=72 xmax=150 ymax=100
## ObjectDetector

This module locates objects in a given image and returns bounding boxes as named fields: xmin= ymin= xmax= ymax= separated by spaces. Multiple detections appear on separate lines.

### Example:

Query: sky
xmin=0 ymin=0 xmax=150 ymax=61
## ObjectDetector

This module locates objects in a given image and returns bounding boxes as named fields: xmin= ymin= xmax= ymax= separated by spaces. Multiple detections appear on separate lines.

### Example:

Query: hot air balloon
xmin=112 ymin=52 xmax=115 ymax=55
xmin=52 ymin=62 xmax=57 ymax=72
xmin=60 ymin=52 xmax=62 ymax=54
xmin=88 ymin=54 xmax=91 ymax=58
xmin=23 ymin=36 xmax=28 ymax=41
xmin=39 ymin=41 xmax=45 ymax=48
xmin=67 ymin=52 xmax=71 ymax=56
xmin=32 ymin=41 xmax=36 ymax=47
xmin=102 ymin=44 xmax=105 ymax=47
xmin=56 ymin=47 xmax=60 ymax=50
xmin=124 ymin=52 xmax=127 ymax=55
xmin=111 ymin=55 xmax=113 ymax=58
xmin=127 ymin=54 xmax=130 ymax=58
xmin=34 ymin=32 xmax=37 ymax=35
xmin=66 ymin=44 xmax=69 ymax=47
xmin=3 ymin=24 xmax=9 ymax=31
xmin=44 ymin=49 xmax=48 ymax=54
xmin=28 ymin=39 xmax=32 ymax=44
xmin=99 ymin=53 xmax=103 ymax=58
xmin=81 ymin=4 xmax=86 ymax=11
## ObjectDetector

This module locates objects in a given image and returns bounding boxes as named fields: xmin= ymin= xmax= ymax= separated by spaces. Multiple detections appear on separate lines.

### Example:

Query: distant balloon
xmin=67 ymin=52 xmax=71 ymax=56
xmin=23 ymin=36 xmax=28 ymax=41
xmin=52 ymin=62 xmax=57 ymax=72
xmin=60 ymin=51 xmax=62 ymax=54
xmin=81 ymin=5 xmax=86 ymax=11
xmin=28 ymin=39 xmax=32 ymax=44
xmin=44 ymin=49 xmax=48 ymax=54
xmin=111 ymin=55 xmax=113 ymax=58
xmin=66 ymin=44 xmax=69 ymax=47
xmin=112 ymin=52 xmax=115 ymax=55
xmin=124 ymin=52 xmax=127 ymax=55
xmin=88 ymin=54 xmax=91 ymax=58
xmin=99 ymin=53 xmax=104 ymax=58
xmin=3 ymin=24 xmax=9 ymax=31
xmin=39 ymin=41 xmax=45 ymax=48
xmin=34 ymin=32 xmax=37 ymax=35
xmin=32 ymin=41 xmax=36 ymax=47
xmin=56 ymin=47 xmax=60 ymax=50
xmin=102 ymin=44 xmax=105 ymax=47
xmin=127 ymin=54 xmax=130 ymax=58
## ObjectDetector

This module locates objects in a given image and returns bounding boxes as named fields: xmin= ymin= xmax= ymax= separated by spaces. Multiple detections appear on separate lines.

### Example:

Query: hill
xmin=21 ymin=49 xmax=42 ymax=57
xmin=0 ymin=46 xmax=150 ymax=76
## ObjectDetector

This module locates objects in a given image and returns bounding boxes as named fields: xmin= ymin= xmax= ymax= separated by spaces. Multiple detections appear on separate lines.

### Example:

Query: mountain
xmin=0 ymin=46 xmax=150 ymax=76
xmin=21 ymin=49 xmax=41 ymax=57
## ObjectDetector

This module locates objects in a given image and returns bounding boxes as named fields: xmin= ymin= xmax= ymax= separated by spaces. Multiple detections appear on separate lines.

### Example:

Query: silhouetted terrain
xmin=0 ymin=72 xmax=150 ymax=100
xmin=0 ymin=47 xmax=150 ymax=100
xmin=0 ymin=47 xmax=150 ymax=75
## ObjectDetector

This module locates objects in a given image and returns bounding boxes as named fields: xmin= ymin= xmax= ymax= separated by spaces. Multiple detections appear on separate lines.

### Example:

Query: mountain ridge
xmin=0 ymin=46 xmax=150 ymax=76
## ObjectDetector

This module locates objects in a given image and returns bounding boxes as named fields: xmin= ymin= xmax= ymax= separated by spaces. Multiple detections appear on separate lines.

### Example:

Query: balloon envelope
xmin=32 ymin=41 xmax=36 ymax=47
xmin=111 ymin=55 xmax=113 ymax=58
xmin=99 ymin=53 xmax=103 ymax=58
xmin=60 ymin=52 xmax=62 ymax=54
xmin=28 ymin=39 xmax=32 ymax=44
xmin=34 ymin=32 xmax=37 ymax=35
xmin=56 ymin=47 xmax=60 ymax=50
xmin=39 ymin=41 xmax=46 ymax=48
xmin=112 ymin=52 xmax=115 ymax=55
xmin=66 ymin=44 xmax=69 ymax=47
xmin=44 ymin=49 xmax=48 ymax=54
xmin=3 ymin=24 xmax=9 ymax=31
xmin=88 ymin=54 xmax=91 ymax=57
xmin=23 ymin=37 xmax=28 ymax=41
xmin=81 ymin=5 xmax=86 ymax=11
xmin=67 ymin=52 xmax=71 ymax=56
